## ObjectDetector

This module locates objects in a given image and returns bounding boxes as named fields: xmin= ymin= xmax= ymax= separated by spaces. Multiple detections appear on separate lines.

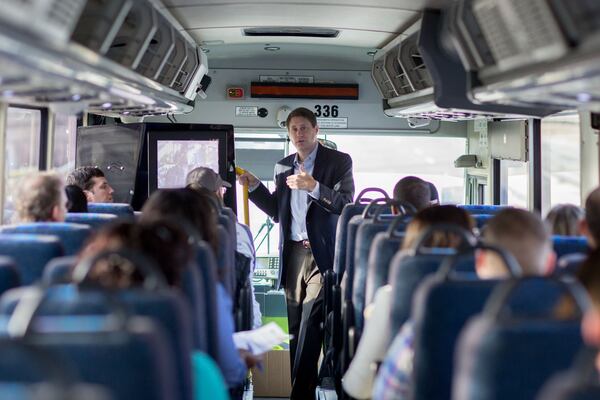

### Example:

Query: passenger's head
xmin=15 ymin=172 xmax=66 ymax=223
xmin=402 ymin=205 xmax=474 ymax=251
xmin=545 ymin=204 xmax=583 ymax=236
xmin=428 ymin=182 xmax=440 ymax=205
xmin=65 ymin=184 xmax=88 ymax=213
xmin=286 ymin=107 xmax=319 ymax=156
xmin=79 ymin=219 xmax=192 ymax=288
xmin=582 ymin=187 xmax=600 ymax=249
xmin=185 ymin=167 xmax=231 ymax=200
xmin=478 ymin=208 xmax=555 ymax=278
xmin=66 ymin=166 xmax=114 ymax=203
xmin=140 ymin=188 xmax=219 ymax=256
xmin=393 ymin=176 xmax=432 ymax=212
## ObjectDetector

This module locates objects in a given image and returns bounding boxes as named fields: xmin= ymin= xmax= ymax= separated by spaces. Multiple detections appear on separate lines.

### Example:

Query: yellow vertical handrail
xmin=235 ymin=166 xmax=250 ymax=226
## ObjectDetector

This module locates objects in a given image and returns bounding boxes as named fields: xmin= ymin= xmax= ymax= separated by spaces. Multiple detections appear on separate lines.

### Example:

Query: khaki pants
xmin=284 ymin=241 xmax=324 ymax=400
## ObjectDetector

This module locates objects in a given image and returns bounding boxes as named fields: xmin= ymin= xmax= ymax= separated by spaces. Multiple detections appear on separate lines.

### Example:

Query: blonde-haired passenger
xmin=15 ymin=172 xmax=66 ymax=223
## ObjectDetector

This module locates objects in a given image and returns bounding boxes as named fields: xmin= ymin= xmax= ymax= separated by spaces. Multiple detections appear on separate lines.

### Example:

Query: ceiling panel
xmin=162 ymin=0 xmax=439 ymax=10
xmin=186 ymin=27 xmax=401 ymax=48
xmin=167 ymin=4 xmax=417 ymax=33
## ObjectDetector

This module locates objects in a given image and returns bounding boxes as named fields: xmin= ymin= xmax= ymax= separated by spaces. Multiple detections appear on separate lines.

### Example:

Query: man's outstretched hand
xmin=286 ymin=171 xmax=317 ymax=192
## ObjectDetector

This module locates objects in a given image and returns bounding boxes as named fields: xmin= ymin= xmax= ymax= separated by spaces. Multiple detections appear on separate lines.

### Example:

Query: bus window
xmin=296 ymin=134 xmax=467 ymax=204
xmin=541 ymin=114 xmax=581 ymax=214
xmin=52 ymin=114 xmax=78 ymax=177
xmin=504 ymin=160 xmax=528 ymax=208
xmin=4 ymin=107 xmax=42 ymax=223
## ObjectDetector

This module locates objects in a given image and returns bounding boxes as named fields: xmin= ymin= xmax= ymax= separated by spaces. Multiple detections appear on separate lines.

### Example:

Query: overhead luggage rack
xmin=0 ymin=0 xmax=208 ymax=117
xmin=374 ymin=15 xmax=558 ymax=122
xmin=450 ymin=0 xmax=600 ymax=112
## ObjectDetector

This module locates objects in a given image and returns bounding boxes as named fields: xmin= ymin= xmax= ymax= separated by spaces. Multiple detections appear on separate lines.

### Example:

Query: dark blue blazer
xmin=249 ymin=143 xmax=355 ymax=288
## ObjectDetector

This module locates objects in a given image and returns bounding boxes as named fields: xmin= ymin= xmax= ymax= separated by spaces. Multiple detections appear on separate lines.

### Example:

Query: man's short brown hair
xmin=483 ymin=208 xmax=551 ymax=275
xmin=66 ymin=166 xmax=105 ymax=191
xmin=286 ymin=107 xmax=317 ymax=129
xmin=15 ymin=172 xmax=63 ymax=222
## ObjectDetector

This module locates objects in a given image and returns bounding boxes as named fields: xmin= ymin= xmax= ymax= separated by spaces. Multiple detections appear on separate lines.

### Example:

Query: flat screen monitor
xmin=156 ymin=139 xmax=220 ymax=188
xmin=146 ymin=125 xmax=233 ymax=201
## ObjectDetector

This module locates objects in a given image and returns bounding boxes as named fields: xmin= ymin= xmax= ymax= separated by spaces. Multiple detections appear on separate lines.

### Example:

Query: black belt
xmin=291 ymin=239 xmax=311 ymax=249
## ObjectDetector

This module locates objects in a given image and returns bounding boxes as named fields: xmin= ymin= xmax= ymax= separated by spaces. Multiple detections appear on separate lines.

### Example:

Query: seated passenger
xmin=392 ymin=176 xmax=433 ymax=212
xmin=78 ymin=219 xmax=229 ymax=400
xmin=186 ymin=166 xmax=262 ymax=329
xmin=139 ymin=188 xmax=257 ymax=390
xmin=577 ymin=249 xmax=600 ymax=374
xmin=581 ymin=187 xmax=600 ymax=249
xmin=371 ymin=208 xmax=556 ymax=400
xmin=342 ymin=205 xmax=473 ymax=399
xmin=15 ymin=172 xmax=66 ymax=223
xmin=65 ymin=184 xmax=88 ymax=213
xmin=545 ymin=204 xmax=583 ymax=236
xmin=66 ymin=166 xmax=114 ymax=203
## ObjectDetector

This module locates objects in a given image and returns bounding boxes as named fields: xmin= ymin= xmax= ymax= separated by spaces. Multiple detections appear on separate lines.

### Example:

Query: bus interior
xmin=0 ymin=0 xmax=600 ymax=399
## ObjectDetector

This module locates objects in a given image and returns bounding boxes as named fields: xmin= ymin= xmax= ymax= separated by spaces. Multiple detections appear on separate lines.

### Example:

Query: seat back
xmin=352 ymin=217 xmax=395 ymax=330
xmin=192 ymin=241 xmax=220 ymax=358
xmin=0 ymin=223 xmax=91 ymax=256
xmin=0 ymin=234 xmax=63 ymax=285
xmin=411 ymin=276 xmax=499 ymax=400
xmin=0 ymin=285 xmax=192 ymax=400
xmin=43 ymin=256 xmax=77 ymax=285
xmin=536 ymin=349 xmax=600 ymax=400
xmin=556 ymin=253 xmax=587 ymax=277
xmin=472 ymin=214 xmax=494 ymax=230
xmin=411 ymin=243 xmax=523 ymax=400
xmin=333 ymin=188 xmax=388 ymax=282
xmin=216 ymin=225 xmax=235 ymax=296
xmin=65 ymin=213 xmax=117 ymax=230
xmin=552 ymin=236 xmax=589 ymax=259
xmin=0 ymin=256 xmax=20 ymax=296
xmin=87 ymin=203 xmax=134 ymax=217
xmin=453 ymin=278 xmax=587 ymax=400
xmin=365 ymin=232 xmax=403 ymax=306
xmin=459 ymin=205 xmax=506 ymax=215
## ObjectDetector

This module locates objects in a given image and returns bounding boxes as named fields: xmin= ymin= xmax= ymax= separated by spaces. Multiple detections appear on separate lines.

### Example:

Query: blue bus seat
xmin=0 ymin=285 xmax=193 ymax=400
xmin=65 ymin=213 xmax=117 ymax=230
xmin=0 ymin=234 xmax=63 ymax=285
xmin=389 ymin=250 xmax=474 ymax=336
xmin=536 ymin=349 xmax=600 ymax=400
xmin=0 ymin=256 xmax=20 ymax=296
xmin=352 ymin=218 xmax=394 ymax=331
xmin=556 ymin=253 xmax=587 ymax=277
xmin=191 ymin=241 xmax=220 ymax=359
xmin=453 ymin=278 xmax=586 ymax=400
xmin=365 ymin=232 xmax=403 ymax=306
xmin=472 ymin=214 xmax=494 ymax=229
xmin=0 ymin=382 xmax=113 ymax=400
xmin=333 ymin=188 xmax=388 ymax=284
xmin=552 ymin=236 xmax=589 ymax=259
xmin=459 ymin=205 xmax=507 ymax=215
xmin=87 ymin=203 xmax=134 ymax=217
xmin=43 ymin=256 xmax=77 ymax=285
xmin=0 ymin=223 xmax=91 ymax=256
xmin=411 ymin=276 xmax=500 ymax=400
xmin=216 ymin=225 xmax=235 ymax=297
xmin=333 ymin=203 xmax=367 ymax=281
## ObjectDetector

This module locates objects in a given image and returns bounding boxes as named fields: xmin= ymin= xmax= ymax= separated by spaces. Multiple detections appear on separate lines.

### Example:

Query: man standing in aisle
xmin=238 ymin=107 xmax=355 ymax=399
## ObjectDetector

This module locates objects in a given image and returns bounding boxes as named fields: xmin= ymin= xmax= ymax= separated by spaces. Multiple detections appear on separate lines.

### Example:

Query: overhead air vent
xmin=373 ymin=10 xmax=561 ymax=121
xmin=0 ymin=0 xmax=209 ymax=117
xmin=243 ymin=27 xmax=339 ymax=38
xmin=450 ymin=0 xmax=600 ymax=112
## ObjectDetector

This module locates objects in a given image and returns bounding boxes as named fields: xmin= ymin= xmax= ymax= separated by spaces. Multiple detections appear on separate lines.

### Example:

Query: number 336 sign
xmin=314 ymin=105 xmax=339 ymax=117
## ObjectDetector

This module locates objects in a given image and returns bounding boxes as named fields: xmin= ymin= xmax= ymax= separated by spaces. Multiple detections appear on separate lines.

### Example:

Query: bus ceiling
xmin=0 ymin=1 xmax=599 ymax=121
